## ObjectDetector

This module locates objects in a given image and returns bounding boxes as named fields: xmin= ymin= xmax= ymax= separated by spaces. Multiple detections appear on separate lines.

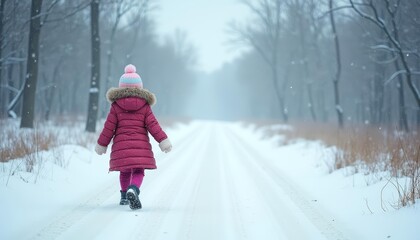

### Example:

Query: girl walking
xmin=95 ymin=64 xmax=172 ymax=210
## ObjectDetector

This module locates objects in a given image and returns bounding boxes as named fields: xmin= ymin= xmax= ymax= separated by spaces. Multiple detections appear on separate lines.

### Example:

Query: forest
xmin=0 ymin=0 xmax=419 ymax=132
xmin=0 ymin=0 xmax=196 ymax=131
xmin=0 ymin=2 xmax=419 ymax=237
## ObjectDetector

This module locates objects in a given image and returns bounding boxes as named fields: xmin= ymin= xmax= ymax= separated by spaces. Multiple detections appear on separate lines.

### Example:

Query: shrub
xmin=259 ymin=121 xmax=420 ymax=207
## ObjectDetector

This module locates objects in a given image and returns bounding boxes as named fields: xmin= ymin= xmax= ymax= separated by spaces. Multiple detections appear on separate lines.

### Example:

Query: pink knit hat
xmin=119 ymin=64 xmax=143 ymax=88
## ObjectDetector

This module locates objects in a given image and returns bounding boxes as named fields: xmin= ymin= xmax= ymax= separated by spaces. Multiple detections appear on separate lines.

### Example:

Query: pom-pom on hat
xmin=119 ymin=64 xmax=143 ymax=88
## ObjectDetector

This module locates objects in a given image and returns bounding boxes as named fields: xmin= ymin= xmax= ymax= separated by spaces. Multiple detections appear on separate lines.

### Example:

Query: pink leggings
xmin=120 ymin=168 xmax=145 ymax=191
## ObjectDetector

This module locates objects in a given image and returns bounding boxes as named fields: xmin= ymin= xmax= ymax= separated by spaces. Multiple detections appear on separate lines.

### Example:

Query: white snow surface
xmin=0 ymin=120 xmax=419 ymax=240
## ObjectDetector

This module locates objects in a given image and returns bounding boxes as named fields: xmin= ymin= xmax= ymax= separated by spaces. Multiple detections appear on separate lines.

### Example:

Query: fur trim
xmin=106 ymin=87 xmax=156 ymax=106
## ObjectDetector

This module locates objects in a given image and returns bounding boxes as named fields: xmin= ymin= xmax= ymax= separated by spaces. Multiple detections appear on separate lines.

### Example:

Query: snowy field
xmin=0 ymin=120 xmax=419 ymax=240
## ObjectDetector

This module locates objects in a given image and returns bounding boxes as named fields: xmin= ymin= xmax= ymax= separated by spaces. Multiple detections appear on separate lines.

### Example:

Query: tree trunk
xmin=372 ymin=50 xmax=386 ymax=125
xmin=6 ymin=41 xmax=25 ymax=119
xmin=297 ymin=4 xmax=316 ymax=122
xmin=102 ymin=20 xmax=118 ymax=118
xmin=8 ymin=50 xmax=26 ymax=117
xmin=397 ymin=78 xmax=409 ymax=132
xmin=86 ymin=0 xmax=101 ymax=132
xmin=417 ymin=59 xmax=420 ymax=126
xmin=44 ymin=58 xmax=63 ymax=121
xmin=271 ymin=64 xmax=288 ymax=122
xmin=20 ymin=0 xmax=43 ymax=128
xmin=312 ymin=38 xmax=327 ymax=122
xmin=281 ymin=64 xmax=291 ymax=123
xmin=17 ymin=50 xmax=24 ymax=115
xmin=7 ymin=57 xmax=15 ymax=117
xmin=395 ymin=60 xmax=409 ymax=132
xmin=0 ymin=0 xmax=6 ymax=118
xmin=329 ymin=0 xmax=344 ymax=128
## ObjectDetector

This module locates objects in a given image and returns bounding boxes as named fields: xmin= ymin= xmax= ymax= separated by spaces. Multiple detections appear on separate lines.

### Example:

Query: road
xmin=25 ymin=121 xmax=348 ymax=240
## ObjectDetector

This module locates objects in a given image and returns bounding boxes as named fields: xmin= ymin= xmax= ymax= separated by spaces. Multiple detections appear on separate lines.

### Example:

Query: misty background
xmin=0 ymin=0 xmax=419 ymax=131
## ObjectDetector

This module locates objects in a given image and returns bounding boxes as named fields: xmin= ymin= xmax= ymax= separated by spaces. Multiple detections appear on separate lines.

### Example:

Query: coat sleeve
xmin=144 ymin=105 xmax=168 ymax=143
xmin=97 ymin=104 xmax=118 ymax=147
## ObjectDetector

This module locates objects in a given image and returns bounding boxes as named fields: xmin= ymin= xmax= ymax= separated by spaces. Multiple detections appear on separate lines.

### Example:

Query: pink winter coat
xmin=97 ymin=87 xmax=168 ymax=171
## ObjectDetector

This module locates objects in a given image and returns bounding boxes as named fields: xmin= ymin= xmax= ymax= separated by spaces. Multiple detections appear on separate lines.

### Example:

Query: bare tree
xmin=101 ymin=0 xmax=150 ymax=117
xmin=0 ymin=0 xmax=6 ymax=117
xmin=308 ymin=0 xmax=329 ymax=122
xmin=286 ymin=0 xmax=317 ymax=121
xmin=3 ymin=1 xmax=89 ymax=119
xmin=104 ymin=0 xmax=138 ymax=91
xmin=349 ymin=0 xmax=420 ymax=117
xmin=20 ymin=0 xmax=43 ymax=128
xmin=369 ymin=26 xmax=387 ymax=125
xmin=162 ymin=29 xmax=197 ymax=113
xmin=329 ymin=0 xmax=344 ymax=128
xmin=395 ymin=59 xmax=409 ymax=131
xmin=85 ymin=0 xmax=100 ymax=132
xmin=230 ymin=0 xmax=288 ymax=122
xmin=42 ymin=56 xmax=64 ymax=121
xmin=1 ymin=0 xmax=196 ymax=123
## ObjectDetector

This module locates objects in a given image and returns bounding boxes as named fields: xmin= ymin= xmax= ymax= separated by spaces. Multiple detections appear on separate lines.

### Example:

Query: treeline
xmin=220 ymin=0 xmax=420 ymax=130
xmin=0 ymin=0 xmax=196 ymax=130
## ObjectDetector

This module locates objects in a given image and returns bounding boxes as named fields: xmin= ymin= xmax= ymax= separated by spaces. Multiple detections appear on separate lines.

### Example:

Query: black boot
xmin=127 ymin=185 xmax=142 ymax=210
xmin=120 ymin=190 xmax=129 ymax=205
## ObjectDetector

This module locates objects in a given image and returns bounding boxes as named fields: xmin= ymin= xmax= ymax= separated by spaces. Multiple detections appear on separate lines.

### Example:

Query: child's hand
xmin=95 ymin=143 xmax=107 ymax=155
xmin=159 ymin=138 xmax=172 ymax=153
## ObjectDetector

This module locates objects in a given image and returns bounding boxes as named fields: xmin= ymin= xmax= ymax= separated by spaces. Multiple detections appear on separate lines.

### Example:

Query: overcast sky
xmin=155 ymin=0 xmax=251 ymax=73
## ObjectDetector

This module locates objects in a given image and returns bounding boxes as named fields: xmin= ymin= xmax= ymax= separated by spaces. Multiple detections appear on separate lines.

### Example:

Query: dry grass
xmin=0 ymin=127 xmax=57 ymax=165
xmin=0 ymin=118 xmax=94 ymax=167
xmin=257 ymin=121 xmax=420 ymax=207
xmin=1 ymin=116 xmax=188 ymax=168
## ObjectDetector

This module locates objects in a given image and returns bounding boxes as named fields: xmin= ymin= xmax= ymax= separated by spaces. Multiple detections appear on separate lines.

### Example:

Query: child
xmin=95 ymin=64 xmax=172 ymax=210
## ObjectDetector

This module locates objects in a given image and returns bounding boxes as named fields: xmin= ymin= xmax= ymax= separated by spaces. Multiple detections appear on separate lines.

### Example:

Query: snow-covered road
xmin=15 ymin=121 xmax=350 ymax=240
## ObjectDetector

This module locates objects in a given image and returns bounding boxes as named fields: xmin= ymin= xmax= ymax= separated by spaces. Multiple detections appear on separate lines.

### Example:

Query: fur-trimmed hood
xmin=106 ymin=87 xmax=156 ymax=110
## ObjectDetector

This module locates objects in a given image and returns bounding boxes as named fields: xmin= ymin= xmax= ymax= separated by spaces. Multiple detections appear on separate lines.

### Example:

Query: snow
xmin=89 ymin=87 xmax=99 ymax=93
xmin=0 ymin=120 xmax=419 ymax=239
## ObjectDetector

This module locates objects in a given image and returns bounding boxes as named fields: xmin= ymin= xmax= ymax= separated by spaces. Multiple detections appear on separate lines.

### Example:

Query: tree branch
xmin=317 ymin=5 xmax=353 ymax=20
xmin=43 ymin=1 xmax=91 ymax=23
xmin=385 ymin=70 xmax=420 ymax=85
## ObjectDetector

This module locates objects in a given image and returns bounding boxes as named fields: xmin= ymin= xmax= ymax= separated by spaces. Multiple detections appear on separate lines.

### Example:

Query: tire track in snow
xmin=129 ymin=123 xmax=215 ymax=239
xmin=225 ymin=126 xmax=349 ymax=240
xmin=27 ymin=180 xmax=116 ymax=240
xmin=222 ymin=126 xmax=291 ymax=239
xmin=136 ymin=122 xmax=247 ymax=240
xmin=178 ymin=127 xmax=215 ymax=240
xmin=176 ymin=122 xmax=248 ymax=240
xmin=217 ymin=125 xmax=250 ymax=240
